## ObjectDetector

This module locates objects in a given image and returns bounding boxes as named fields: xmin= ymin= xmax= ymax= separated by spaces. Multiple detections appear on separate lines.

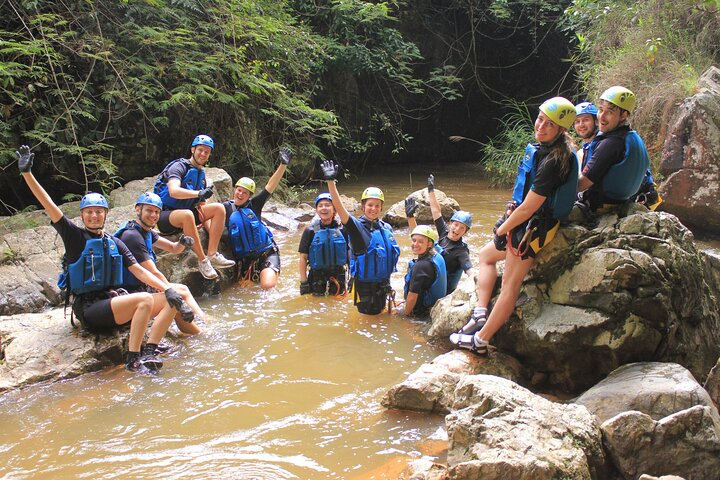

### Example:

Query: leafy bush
xmin=480 ymin=101 xmax=535 ymax=187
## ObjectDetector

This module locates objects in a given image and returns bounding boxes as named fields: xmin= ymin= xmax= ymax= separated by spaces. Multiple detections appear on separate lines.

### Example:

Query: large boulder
xmin=430 ymin=207 xmax=720 ymax=392
xmin=705 ymin=358 xmax=720 ymax=408
xmin=383 ymin=189 xmax=460 ymax=227
xmin=659 ymin=65 xmax=720 ymax=236
xmin=446 ymin=375 xmax=607 ymax=479
xmin=575 ymin=362 xmax=717 ymax=423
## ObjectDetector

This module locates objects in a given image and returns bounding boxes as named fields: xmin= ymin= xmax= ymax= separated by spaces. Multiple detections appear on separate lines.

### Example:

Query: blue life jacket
xmin=114 ymin=221 xmax=155 ymax=287
xmin=153 ymin=159 xmax=206 ymax=210
xmin=58 ymin=233 xmax=124 ymax=295
xmin=309 ymin=219 xmax=348 ymax=270
xmin=228 ymin=206 xmax=274 ymax=258
xmin=403 ymin=251 xmax=447 ymax=311
xmin=350 ymin=219 xmax=400 ymax=283
xmin=585 ymin=130 xmax=649 ymax=201
xmin=512 ymin=143 xmax=579 ymax=219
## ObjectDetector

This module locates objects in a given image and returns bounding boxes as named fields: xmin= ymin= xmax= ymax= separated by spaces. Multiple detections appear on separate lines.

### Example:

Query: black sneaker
xmin=139 ymin=354 xmax=163 ymax=371
xmin=142 ymin=341 xmax=173 ymax=356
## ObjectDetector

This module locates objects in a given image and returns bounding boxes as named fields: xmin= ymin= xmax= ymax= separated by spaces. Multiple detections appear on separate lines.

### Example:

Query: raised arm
xmin=18 ymin=145 xmax=63 ymax=223
xmin=265 ymin=147 xmax=291 ymax=194
xmin=405 ymin=196 xmax=418 ymax=229
xmin=320 ymin=159 xmax=350 ymax=224
xmin=426 ymin=174 xmax=442 ymax=221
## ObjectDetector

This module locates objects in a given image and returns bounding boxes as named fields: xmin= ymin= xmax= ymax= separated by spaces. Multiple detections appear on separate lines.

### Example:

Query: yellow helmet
xmin=361 ymin=187 xmax=384 ymax=202
xmin=600 ymin=85 xmax=636 ymax=113
xmin=235 ymin=177 xmax=256 ymax=194
xmin=411 ymin=225 xmax=438 ymax=244
xmin=539 ymin=96 xmax=577 ymax=130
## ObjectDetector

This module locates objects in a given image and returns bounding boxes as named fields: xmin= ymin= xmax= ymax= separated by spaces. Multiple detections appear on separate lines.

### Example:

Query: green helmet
xmin=235 ymin=177 xmax=256 ymax=194
xmin=361 ymin=187 xmax=384 ymax=202
xmin=600 ymin=86 xmax=636 ymax=113
xmin=539 ymin=96 xmax=577 ymax=130
xmin=411 ymin=225 xmax=438 ymax=244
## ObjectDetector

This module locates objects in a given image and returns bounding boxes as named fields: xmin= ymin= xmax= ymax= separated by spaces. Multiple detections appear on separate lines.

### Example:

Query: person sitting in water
xmin=18 ymin=145 xmax=189 ymax=373
xmin=114 ymin=192 xmax=205 ymax=350
xmin=576 ymin=86 xmax=659 ymax=213
xmin=450 ymin=97 xmax=579 ymax=355
xmin=222 ymin=147 xmax=290 ymax=290
xmin=405 ymin=174 xmax=474 ymax=294
xmin=153 ymin=134 xmax=236 ymax=280
xmin=394 ymin=225 xmax=447 ymax=317
xmin=320 ymin=159 xmax=400 ymax=315
xmin=298 ymin=192 xmax=349 ymax=296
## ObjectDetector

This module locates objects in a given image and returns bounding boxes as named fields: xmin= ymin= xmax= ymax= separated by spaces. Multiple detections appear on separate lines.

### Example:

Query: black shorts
xmin=238 ymin=246 xmax=281 ymax=281
xmin=157 ymin=208 xmax=202 ymax=235
xmin=73 ymin=295 xmax=116 ymax=331
xmin=353 ymin=280 xmax=390 ymax=315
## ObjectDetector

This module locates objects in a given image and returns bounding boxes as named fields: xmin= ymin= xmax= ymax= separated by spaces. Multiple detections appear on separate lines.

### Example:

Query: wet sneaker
xmin=142 ymin=340 xmax=173 ymax=356
xmin=208 ymin=252 xmax=236 ymax=269
xmin=458 ymin=307 xmax=487 ymax=335
xmin=449 ymin=333 xmax=489 ymax=355
xmin=198 ymin=257 xmax=219 ymax=280
xmin=139 ymin=354 xmax=163 ymax=371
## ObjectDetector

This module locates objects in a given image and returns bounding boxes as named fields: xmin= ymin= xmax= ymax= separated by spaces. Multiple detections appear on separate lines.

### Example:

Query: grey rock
xmin=401 ymin=458 xmax=448 ymax=480
xmin=383 ymin=189 xmax=460 ymax=227
xmin=705 ymin=358 xmax=720 ymax=408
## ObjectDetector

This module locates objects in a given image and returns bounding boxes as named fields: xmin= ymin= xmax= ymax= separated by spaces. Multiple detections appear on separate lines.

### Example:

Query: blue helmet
xmin=575 ymin=101 xmax=598 ymax=117
xmin=136 ymin=192 xmax=163 ymax=210
xmin=315 ymin=192 xmax=333 ymax=206
xmin=79 ymin=192 xmax=109 ymax=210
xmin=191 ymin=134 xmax=215 ymax=150
xmin=450 ymin=210 xmax=472 ymax=229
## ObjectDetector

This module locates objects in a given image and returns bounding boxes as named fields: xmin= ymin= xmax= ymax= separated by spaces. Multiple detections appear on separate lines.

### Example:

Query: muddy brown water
xmin=0 ymin=163 xmax=717 ymax=479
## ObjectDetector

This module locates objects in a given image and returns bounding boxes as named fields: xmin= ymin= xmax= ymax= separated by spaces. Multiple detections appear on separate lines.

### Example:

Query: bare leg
xmin=146 ymin=304 xmax=176 ymax=344
xmin=110 ymin=293 xmax=154 ymax=352
xmin=169 ymin=209 xmax=206 ymax=261
xmin=200 ymin=203 xmax=226 ymax=256
xmin=259 ymin=267 xmax=279 ymax=290
xmin=475 ymin=241 xmax=506 ymax=308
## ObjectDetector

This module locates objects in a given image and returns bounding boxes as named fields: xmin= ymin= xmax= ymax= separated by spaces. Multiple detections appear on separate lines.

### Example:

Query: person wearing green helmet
xmin=17 ymin=145 xmax=189 ymax=373
xmin=394 ymin=225 xmax=447 ymax=316
xmin=221 ymin=147 xmax=291 ymax=290
xmin=320 ymin=159 xmax=400 ymax=315
xmin=153 ymin=134 xmax=236 ymax=281
xmin=114 ymin=192 xmax=205 ymax=347
xmin=576 ymin=86 xmax=657 ymax=212
xmin=298 ymin=192 xmax=350 ymax=296
xmin=450 ymin=97 xmax=578 ymax=355
xmin=405 ymin=174 xmax=474 ymax=294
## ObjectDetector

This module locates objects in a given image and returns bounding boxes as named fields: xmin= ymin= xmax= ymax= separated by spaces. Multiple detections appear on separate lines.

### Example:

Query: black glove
xmin=178 ymin=302 xmax=195 ymax=323
xmin=493 ymin=215 xmax=507 ymax=251
xmin=320 ymin=159 xmax=339 ymax=181
xmin=197 ymin=185 xmax=215 ymax=201
xmin=404 ymin=197 xmax=418 ymax=218
xmin=17 ymin=145 xmax=34 ymax=173
xmin=178 ymin=234 xmax=195 ymax=248
xmin=278 ymin=146 xmax=292 ymax=165
xmin=164 ymin=288 xmax=185 ymax=310
xmin=427 ymin=174 xmax=435 ymax=193
xmin=300 ymin=281 xmax=311 ymax=295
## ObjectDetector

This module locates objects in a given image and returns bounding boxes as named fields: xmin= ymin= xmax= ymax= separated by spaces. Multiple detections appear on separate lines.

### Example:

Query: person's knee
xmin=136 ymin=292 xmax=154 ymax=310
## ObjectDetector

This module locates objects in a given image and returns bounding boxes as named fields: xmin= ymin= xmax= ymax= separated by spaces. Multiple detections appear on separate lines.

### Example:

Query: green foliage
xmin=480 ymin=101 xmax=535 ymax=186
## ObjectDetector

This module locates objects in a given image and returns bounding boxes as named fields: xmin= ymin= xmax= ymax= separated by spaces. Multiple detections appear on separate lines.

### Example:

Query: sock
xmin=472 ymin=306 xmax=487 ymax=320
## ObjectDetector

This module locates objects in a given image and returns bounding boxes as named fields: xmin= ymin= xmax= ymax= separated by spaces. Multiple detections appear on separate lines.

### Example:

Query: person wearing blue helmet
xmin=153 ymin=134 xmax=236 ymax=280
xmin=573 ymin=101 xmax=599 ymax=168
xmin=114 ymin=192 xmax=206 ymax=346
xmin=17 ymin=145 xmax=189 ymax=373
xmin=405 ymin=174 xmax=474 ymax=294
xmin=298 ymin=192 xmax=349 ymax=296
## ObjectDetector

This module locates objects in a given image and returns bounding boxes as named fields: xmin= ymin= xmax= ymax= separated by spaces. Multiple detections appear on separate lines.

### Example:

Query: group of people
xmin=16 ymin=84 xmax=660 ymax=373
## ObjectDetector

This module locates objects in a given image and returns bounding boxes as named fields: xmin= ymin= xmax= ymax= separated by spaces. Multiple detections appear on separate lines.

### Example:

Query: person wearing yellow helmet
xmin=577 ymin=86 xmax=656 ymax=212
xmin=153 ymin=134 xmax=236 ymax=281
xmin=405 ymin=174 xmax=474 ymax=294
xmin=394 ymin=225 xmax=447 ymax=316
xmin=451 ymin=97 xmax=579 ymax=355
xmin=221 ymin=147 xmax=291 ymax=290
xmin=320 ymin=159 xmax=400 ymax=315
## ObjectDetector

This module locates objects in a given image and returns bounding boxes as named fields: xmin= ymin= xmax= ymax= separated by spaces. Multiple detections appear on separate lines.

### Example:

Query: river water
xmin=0 ymin=163 xmax=717 ymax=479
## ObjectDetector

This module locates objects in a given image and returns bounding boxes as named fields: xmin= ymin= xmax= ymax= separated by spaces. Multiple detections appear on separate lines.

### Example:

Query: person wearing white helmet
xmin=576 ymin=86 xmax=656 ymax=212
xmin=320 ymin=159 xmax=400 ymax=315
xmin=114 ymin=192 xmax=205 ymax=350
xmin=394 ymin=225 xmax=447 ymax=316
xmin=298 ymin=192 xmax=350 ymax=296
xmin=222 ymin=147 xmax=291 ymax=290
xmin=573 ymin=101 xmax=599 ymax=168
xmin=450 ymin=97 xmax=578 ymax=355
xmin=405 ymin=174 xmax=474 ymax=294
xmin=153 ymin=134 xmax=236 ymax=280
xmin=17 ymin=145 xmax=189 ymax=373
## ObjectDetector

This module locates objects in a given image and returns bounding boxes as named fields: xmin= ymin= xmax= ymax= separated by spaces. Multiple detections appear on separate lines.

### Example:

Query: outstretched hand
xmin=17 ymin=145 xmax=34 ymax=173
xmin=278 ymin=146 xmax=292 ymax=165
xmin=404 ymin=197 xmax=418 ymax=218
xmin=197 ymin=184 xmax=215 ymax=201
xmin=427 ymin=174 xmax=435 ymax=192
xmin=320 ymin=159 xmax=339 ymax=181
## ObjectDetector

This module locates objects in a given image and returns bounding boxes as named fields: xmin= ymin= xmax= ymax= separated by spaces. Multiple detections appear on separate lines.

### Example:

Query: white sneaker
xmin=198 ymin=257 xmax=219 ymax=280
xmin=208 ymin=252 xmax=236 ymax=269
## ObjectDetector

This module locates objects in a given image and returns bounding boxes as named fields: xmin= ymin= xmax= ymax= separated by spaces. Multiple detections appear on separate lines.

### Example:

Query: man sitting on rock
xmin=114 ymin=192 xmax=205 ymax=352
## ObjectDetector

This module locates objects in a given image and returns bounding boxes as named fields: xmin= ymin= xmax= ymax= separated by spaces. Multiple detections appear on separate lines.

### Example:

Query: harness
xmin=403 ymin=251 xmax=448 ymax=311
xmin=228 ymin=205 xmax=275 ymax=259
xmin=153 ymin=158 xmax=206 ymax=210
xmin=349 ymin=219 xmax=400 ymax=283
xmin=585 ymin=129 xmax=649 ymax=202
xmin=114 ymin=221 xmax=155 ymax=287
